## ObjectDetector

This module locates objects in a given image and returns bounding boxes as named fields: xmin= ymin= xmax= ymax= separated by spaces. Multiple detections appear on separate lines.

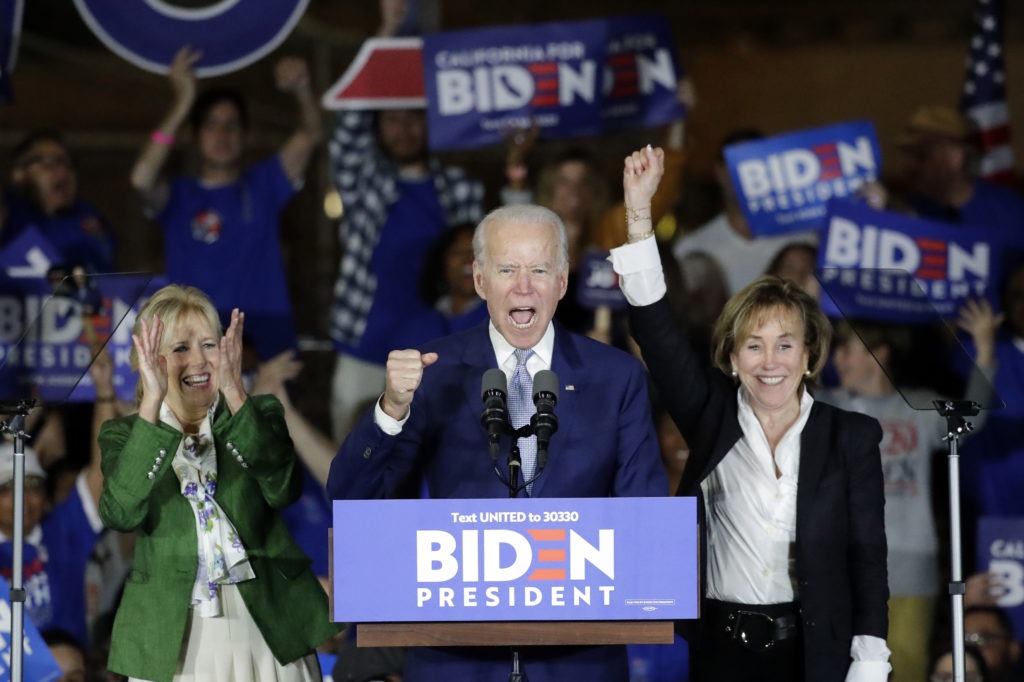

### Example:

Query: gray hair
xmin=472 ymin=204 xmax=569 ymax=270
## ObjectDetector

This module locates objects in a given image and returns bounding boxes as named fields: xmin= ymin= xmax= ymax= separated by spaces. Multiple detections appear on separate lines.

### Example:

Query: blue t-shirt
xmin=340 ymin=178 xmax=447 ymax=364
xmin=157 ymin=156 xmax=297 ymax=358
xmin=1 ymin=189 xmax=115 ymax=272
xmin=908 ymin=179 xmax=1024 ymax=245
xmin=960 ymin=335 xmax=1024 ymax=517
xmin=0 ymin=478 xmax=102 ymax=647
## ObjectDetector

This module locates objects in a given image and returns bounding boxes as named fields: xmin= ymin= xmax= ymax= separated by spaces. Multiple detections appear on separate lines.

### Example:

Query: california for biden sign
xmin=332 ymin=497 xmax=697 ymax=622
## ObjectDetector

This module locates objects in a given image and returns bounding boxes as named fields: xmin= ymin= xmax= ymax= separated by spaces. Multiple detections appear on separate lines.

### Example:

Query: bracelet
xmin=95 ymin=395 xmax=117 ymax=403
xmin=627 ymin=229 xmax=656 ymax=243
xmin=625 ymin=205 xmax=651 ymax=225
xmin=505 ymin=164 xmax=528 ymax=182
xmin=150 ymin=130 xmax=175 ymax=146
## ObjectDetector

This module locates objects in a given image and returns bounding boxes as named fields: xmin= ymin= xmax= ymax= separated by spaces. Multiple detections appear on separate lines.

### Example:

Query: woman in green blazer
xmin=98 ymin=285 xmax=340 ymax=682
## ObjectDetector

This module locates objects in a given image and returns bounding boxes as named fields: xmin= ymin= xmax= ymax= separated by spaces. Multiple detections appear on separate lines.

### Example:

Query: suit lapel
xmin=531 ymin=325 xmax=585 ymax=497
xmin=796 ymin=402 xmax=830 ymax=539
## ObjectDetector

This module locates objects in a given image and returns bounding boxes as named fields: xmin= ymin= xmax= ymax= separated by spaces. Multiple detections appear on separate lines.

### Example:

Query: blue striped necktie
xmin=508 ymin=348 xmax=536 ymax=493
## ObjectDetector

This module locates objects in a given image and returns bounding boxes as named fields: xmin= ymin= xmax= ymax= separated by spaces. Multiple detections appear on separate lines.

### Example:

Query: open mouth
xmin=508 ymin=307 xmax=537 ymax=330
xmin=758 ymin=376 xmax=785 ymax=386
xmin=183 ymin=373 xmax=211 ymax=388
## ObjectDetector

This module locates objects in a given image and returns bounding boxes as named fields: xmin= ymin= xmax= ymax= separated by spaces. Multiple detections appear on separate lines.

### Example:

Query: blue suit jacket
xmin=328 ymin=322 xmax=665 ymax=682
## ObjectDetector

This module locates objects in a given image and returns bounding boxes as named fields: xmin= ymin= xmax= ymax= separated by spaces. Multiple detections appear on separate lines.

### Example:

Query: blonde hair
xmin=130 ymin=285 xmax=222 ymax=403
xmin=711 ymin=275 xmax=832 ymax=380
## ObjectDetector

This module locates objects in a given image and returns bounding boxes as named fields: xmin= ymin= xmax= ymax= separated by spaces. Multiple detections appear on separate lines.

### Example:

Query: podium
xmin=330 ymin=497 xmax=697 ymax=649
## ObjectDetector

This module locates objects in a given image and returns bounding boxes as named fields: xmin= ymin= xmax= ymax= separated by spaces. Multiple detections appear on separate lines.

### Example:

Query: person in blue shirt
xmin=130 ymin=46 xmax=322 ymax=361
xmin=1 ymin=129 xmax=116 ymax=273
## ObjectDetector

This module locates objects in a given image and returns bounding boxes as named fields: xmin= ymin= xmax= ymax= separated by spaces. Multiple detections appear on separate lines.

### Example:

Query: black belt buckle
xmin=728 ymin=609 xmax=776 ymax=651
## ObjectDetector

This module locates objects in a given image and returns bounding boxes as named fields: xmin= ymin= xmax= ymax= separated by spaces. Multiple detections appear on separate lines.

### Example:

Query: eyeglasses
xmin=965 ymin=631 xmax=1009 ymax=646
xmin=19 ymin=154 xmax=72 ymax=170
xmin=930 ymin=673 xmax=983 ymax=682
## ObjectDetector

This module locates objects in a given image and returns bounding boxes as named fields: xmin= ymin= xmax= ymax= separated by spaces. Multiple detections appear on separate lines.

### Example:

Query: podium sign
xmin=332 ymin=497 xmax=697 ymax=623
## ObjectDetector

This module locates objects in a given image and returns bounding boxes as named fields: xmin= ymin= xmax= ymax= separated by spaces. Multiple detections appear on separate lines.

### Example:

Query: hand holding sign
xmin=168 ymin=46 xmax=201 ymax=112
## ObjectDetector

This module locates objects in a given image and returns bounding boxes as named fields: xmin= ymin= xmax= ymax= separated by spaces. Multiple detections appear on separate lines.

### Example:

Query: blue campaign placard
xmin=817 ymin=198 xmax=1007 ymax=323
xmin=0 ymin=578 xmax=62 ymax=682
xmin=72 ymin=0 xmax=309 ymax=77
xmin=976 ymin=517 xmax=1024 ymax=640
xmin=601 ymin=15 xmax=687 ymax=131
xmin=332 ymin=497 xmax=698 ymax=623
xmin=423 ymin=16 xmax=683 ymax=150
xmin=725 ymin=121 xmax=881 ymax=237
xmin=576 ymin=250 xmax=627 ymax=311
xmin=0 ymin=232 xmax=162 ymax=403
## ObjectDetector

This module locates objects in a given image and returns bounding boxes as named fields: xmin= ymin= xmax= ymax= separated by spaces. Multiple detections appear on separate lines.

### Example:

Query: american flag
xmin=960 ymin=0 xmax=1016 ymax=185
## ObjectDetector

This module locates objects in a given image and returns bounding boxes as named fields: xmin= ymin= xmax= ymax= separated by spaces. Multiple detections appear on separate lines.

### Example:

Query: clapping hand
xmin=134 ymin=316 xmax=167 ymax=421
xmin=219 ymin=308 xmax=248 ymax=410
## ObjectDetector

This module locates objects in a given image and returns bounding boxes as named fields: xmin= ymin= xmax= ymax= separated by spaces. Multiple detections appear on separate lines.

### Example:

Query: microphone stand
xmin=0 ymin=398 xmax=37 ymax=682
xmin=507 ymin=441 xmax=522 ymax=499
xmin=935 ymin=398 xmax=978 ymax=682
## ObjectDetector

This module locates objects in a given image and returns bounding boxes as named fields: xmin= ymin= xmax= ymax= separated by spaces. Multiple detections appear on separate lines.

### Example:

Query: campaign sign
xmin=333 ymin=497 xmax=698 ymax=623
xmin=817 ymin=199 xmax=1004 ymax=322
xmin=576 ymin=250 xmax=627 ymax=311
xmin=0 ymin=230 xmax=158 ymax=402
xmin=72 ymin=0 xmax=309 ymax=77
xmin=0 ymin=274 xmax=156 ymax=404
xmin=0 ymin=577 xmax=61 ymax=682
xmin=725 ymin=121 xmax=881 ymax=237
xmin=976 ymin=517 xmax=1024 ymax=640
xmin=423 ymin=15 xmax=683 ymax=150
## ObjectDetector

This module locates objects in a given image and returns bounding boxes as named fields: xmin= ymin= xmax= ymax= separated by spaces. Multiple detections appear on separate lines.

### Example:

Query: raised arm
xmin=252 ymin=350 xmax=336 ymax=486
xmin=275 ymin=57 xmax=322 ymax=185
xmin=130 ymin=46 xmax=201 ymax=213
xmin=623 ymin=144 xmax=666 ymax=242
xmin=86 ymin=345 xmax=119 ymax=510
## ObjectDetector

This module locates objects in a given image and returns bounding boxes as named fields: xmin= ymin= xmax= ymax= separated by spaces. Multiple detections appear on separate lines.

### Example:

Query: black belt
xmin=704 ymin=599 xmax=801 ymax=651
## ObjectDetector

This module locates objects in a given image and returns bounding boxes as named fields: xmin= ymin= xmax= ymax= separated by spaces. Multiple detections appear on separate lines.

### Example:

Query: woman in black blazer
xmin=609 ymin=146 xmax=890 ymax=682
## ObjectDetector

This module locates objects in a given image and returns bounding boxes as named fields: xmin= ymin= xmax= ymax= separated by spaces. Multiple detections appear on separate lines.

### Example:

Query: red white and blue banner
xmin=0 ymin=577 xmax=62 ymax=682
xmin=725 ymin=121 xmax=882 ymax=237
xmin=0 ymin=0 xmax=23 ymax=103
xmin=817 ymin=199 xmax=1009 ymax=322
xmin=422 ymin=15 xmax=684 ymax=150
xmin=977 ymin=516 xmax=1024 ymax=640
xmin=72 ymin=0 xmax=309 ymax=77
xmin=0 ymin=228 xmax=158 ymax=403
xmin=960 ymin=0 xmax=1015 ymax=186
xmin=332 ymin=497 xmax=698 ymax=623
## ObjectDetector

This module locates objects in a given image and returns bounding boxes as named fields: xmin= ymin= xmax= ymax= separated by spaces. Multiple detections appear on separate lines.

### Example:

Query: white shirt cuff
xmin=77 ymin=472 xmax=104 ymax=534
xmin=373 ymin=396 xmax=408 ymax=436
xmin=607 ymin=237 xmax=666 ymax=307
xmin=845 ymin=635 xmax=891 ymax=682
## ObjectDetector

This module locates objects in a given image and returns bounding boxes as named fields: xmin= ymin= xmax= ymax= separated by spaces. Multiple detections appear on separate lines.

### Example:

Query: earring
xmin=731 ymin=370 xmax=737 ymax=378
xmin=804 ymin=370 xmax=811 ymax=376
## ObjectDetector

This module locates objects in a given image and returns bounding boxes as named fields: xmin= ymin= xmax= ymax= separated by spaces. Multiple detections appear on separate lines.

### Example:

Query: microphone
xmin=531 ymin=370 xmax=559 ymax=472
xmin=480 ymin=369 xmax=508 ymax=462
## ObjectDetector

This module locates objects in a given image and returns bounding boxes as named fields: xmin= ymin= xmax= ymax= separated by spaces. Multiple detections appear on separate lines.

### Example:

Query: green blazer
xmin=98 ymin=395 xmax=340 ymax=682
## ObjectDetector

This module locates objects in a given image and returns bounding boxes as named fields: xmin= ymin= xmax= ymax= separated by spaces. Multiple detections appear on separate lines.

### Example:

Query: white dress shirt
xmin=703 ymin=389 xmax=811 ymax=604
xmin=609 ymin=237 xmax=891 ymax=681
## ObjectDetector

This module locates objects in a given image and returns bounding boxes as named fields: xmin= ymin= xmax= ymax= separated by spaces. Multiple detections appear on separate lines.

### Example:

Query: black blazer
xmin=631 ymin=297 xmax=888 ymax=682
